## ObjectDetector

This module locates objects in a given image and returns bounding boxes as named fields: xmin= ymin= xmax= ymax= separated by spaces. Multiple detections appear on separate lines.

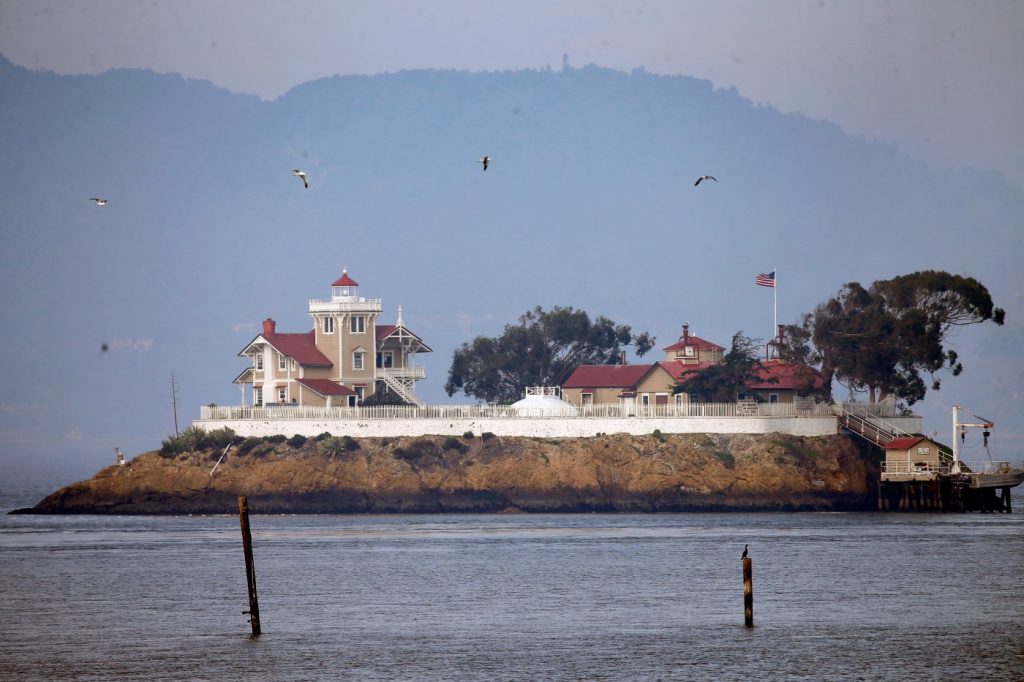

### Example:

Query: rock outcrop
xmin=16 ymin=433 xmax=877 ymax=514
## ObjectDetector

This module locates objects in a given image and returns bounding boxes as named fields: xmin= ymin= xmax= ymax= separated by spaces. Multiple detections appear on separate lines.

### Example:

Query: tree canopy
xmin=672 ymin=332 xmax=768 ymax=402
xmin=777 ymin=270 xmax=1004 ymax=404
xmin=445 ymin=306 xmax=655 ymax=403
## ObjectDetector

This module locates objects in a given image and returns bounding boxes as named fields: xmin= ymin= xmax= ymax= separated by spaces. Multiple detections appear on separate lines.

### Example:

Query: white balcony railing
xmin=375 ymin=367 xmax=426 ymax=381
xmin=308 ymin=297 xmax=383 ymax=313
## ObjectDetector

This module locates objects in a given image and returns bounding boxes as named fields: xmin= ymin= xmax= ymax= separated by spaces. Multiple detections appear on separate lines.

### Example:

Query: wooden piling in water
xmin=742 ymin=557 xmax=753 ymax=627
xmin=238 ymin=495 xmax=262 ymax=636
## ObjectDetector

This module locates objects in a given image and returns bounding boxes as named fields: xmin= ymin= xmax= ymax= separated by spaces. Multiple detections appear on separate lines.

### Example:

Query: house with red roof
xmin=881 ymin=435 xmax=948 ymax=477
xmin=235 ymin=270 xmax=431 ymax=407
xmin=561 ymin=323 xmax=825 ymax=408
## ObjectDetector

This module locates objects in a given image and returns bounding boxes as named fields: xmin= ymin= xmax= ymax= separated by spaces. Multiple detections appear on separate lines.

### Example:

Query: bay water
xmin=1 ymin=510 xmax=1022 ymax=680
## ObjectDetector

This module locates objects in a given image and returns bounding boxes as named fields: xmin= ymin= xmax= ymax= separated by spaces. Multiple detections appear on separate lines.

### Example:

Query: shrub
xmin=266 ymin=434 xmax=287 ymax=444
xmin=318 ymin=436 xmax=357 ymax=458
xmin=652 ymin=429 xmax=666 ymax=443
xmin=252 ymin=443 xmax=276 ymax=458
xmin=392 ymin=447 xmax=415 ymax=460
xmin=237 ymin=437 xmax=262 ymax=455
xmin=463 ymin=431 xmax=475 ymax=439
xmin=408 ymin=439 xmax=439 ymax=458
xmin=287 ymin=434 xmax=307 ymax=448
xmin=314 ymin=432 xmax=332 ymax=442
xmin=206 ymin=427 xmax=237 ymax=448
xmin=442 ymin=437 xmax=468 ymax=453
xmin=481 ymin=432 xmax=496 ymax=442
xmin=715 ymin=451 xmax=736 ymax=469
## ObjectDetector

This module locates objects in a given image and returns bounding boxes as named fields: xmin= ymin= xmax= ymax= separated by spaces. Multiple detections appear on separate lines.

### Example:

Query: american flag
xmin=755 ymin=271 xmax=776 ymax=288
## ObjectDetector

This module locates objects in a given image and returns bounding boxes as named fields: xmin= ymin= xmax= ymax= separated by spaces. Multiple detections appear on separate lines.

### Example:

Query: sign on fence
xmin=736 ymin=400 xmax=759 ymax=417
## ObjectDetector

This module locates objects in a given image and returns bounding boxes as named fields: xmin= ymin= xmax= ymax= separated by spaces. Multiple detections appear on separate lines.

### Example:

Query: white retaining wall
xmin=193 ymin=415 xmax=843 ymax=439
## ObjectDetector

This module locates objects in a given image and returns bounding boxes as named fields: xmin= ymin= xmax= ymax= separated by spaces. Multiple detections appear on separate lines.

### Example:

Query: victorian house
xmin=234 ymin=270 xmax=431 ymax=407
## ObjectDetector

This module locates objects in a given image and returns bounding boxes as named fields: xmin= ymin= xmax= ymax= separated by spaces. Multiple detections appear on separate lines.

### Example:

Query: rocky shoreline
xmin=12 ymin=432 xmax=877 ymax=515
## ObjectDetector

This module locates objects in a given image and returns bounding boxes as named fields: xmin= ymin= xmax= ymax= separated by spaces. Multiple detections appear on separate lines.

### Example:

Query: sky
xmin=1 ymin=0 xmax=1022 ymax=495
xmin=2 ymin=0 xmax=1023 ymax=189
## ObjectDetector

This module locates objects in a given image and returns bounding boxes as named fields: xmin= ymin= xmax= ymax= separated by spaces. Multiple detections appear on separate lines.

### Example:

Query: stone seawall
xmin=193 ymin=415 xmax=842 ymax=439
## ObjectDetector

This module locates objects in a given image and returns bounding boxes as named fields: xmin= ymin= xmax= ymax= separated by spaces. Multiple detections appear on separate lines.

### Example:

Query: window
xmin=254 ymin=387 xmax=263 ymax=406
xmin=353 ymin=351 xmax=365 ymax=371
xmin=377 ymin=351 xmax=393 ymax=368
xmin=347 ymin=395 xmax=357 ymax=407
xmin=256 ymin=354 xmax=263 ymax=370
xmin=655 ymin=394 xmax=669 ymax=405
xmin=323 ymin=317 xmax=334 ymax=334
xmin=641 ymin=394 xmax=650 ymax=406
xmin=278 ymin=387 xmax=286 ymax=402
xmin=279 ymin=354 xmax=287 ymax=370
xmin=581 ymin=392 xmax=593 ymax=406
xmin=350 ymin=316 xmax=365 ymax=333
xmin=768 ymin=394 xmax=780 ymax=404
xmin=354 ymin=386 xmax=365 ymax=402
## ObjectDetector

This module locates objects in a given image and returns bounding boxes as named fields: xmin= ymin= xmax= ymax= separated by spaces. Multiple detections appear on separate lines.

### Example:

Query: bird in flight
xmin=741 ymin=544 xmax=749 ymax=560
xmin=90 ymin=198 xmax=108 ymax=206
xmin=293 ymin=169 xmax=309 ymax=189
xmin=694 ymin=176 xmax=717 ymax=187
xmin=478 ymin=156 xmax=491 ymax=171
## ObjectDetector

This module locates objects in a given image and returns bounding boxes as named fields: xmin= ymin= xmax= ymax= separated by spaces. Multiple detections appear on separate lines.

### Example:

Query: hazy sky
xmin=2 ymin=0 xmax=1023 ymax=188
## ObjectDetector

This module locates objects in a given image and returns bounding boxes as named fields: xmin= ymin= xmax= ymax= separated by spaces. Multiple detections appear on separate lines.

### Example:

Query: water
xmin=1 ymin=512 xmax=1022 ymax=680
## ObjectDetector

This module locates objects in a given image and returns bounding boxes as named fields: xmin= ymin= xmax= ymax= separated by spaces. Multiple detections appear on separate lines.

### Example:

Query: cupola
xmin=331 ymin=268 xmax=359 ymax=300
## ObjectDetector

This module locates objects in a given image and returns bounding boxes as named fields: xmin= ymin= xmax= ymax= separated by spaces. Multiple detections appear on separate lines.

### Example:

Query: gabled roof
xmin=884 ymin=436 xmax=928 ymax=450
xmin=562 ymin=363 xmax=658 ymax=389
xmin=748 ymin=360 xmax=826 ymax=390
xmin=239 ymin=330 xmax=333 ymax=367
xmin=296 ymin=378 xmax=356 ymax=397
xmin=658 ymin=361 xmax=714 ymax=381
xmin=663 ymin=335 xmax=725 ymax=352
xmin=332 ymin=272 xmax=359 ymax=287
xmin=376 ymin=324 xmax=433 ymax=353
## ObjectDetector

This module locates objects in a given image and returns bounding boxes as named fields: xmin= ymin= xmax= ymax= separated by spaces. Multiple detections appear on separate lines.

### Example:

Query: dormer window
xmin=350 ymin=316 xmax=366 ymax=334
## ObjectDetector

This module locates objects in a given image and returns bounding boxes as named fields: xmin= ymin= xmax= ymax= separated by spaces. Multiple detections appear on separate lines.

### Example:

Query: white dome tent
xmin=509 ymin=386 xmax=579 ymax=417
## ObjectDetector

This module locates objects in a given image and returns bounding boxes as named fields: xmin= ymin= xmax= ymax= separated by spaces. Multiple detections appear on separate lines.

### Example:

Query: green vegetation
xmin=652 ymin=429 xmax=666 ymax=443
xmin=463 ymin=431 xmax=475 ymax=439
xmin=286 ymin=434 xmax=307 ymax=448
xmin=779 ymin=270 xmax=1004 ymax=404
xmin=237 ymin=437 xmax=262 ymax=455
xmin=266 ymin=434 xmax=287 ymax=444
xmin=318 ymin=435 xmax=360 ymax=457
xmin=714 ymin=451 xmax=736 ymax=469
xmin=481 ymin=432 xmax=496 ymax=442
xmin=445 ymin=305 xmax=654 ymax=403
xmin=673 ymin=332 xmax=768 ymax=402
xmin=442 ymin=436 xmax=469 ymax=454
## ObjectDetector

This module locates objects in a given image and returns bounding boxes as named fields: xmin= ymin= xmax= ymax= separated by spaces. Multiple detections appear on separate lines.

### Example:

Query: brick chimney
xmin=263 ymin=318 xmax=276 ymax=336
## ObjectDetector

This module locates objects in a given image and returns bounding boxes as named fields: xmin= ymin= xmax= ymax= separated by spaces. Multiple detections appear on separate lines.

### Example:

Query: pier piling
xmin=742 ymin=557 xmax=753 ymax=627
xmin=238 ymin=495 xmax=262 ymax=636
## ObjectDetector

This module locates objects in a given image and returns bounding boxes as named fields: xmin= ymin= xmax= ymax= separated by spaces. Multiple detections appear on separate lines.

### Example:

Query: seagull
xmin=741 ymin=544 xmax=749 ymax=560
xmin=90 ymin=198 xmax=108 ymax=206
xmin=478 ymin=156 xmax=491 ymax=171
xmin=694 ymin=176 xmax=717 ymax=187
xmin=292 ymin=169 xmax=309 ymax=189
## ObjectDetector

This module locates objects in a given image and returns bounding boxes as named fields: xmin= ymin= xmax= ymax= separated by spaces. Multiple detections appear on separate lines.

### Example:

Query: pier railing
xmin=199 ymin=400 xmax=840 ymax=421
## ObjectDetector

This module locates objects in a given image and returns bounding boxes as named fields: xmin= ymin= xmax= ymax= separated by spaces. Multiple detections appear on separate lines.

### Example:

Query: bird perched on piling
xmin=90 ymin=197 xmax=108 ymax=205
xmin=694 ymin=175 xmax=717 ymax=186
xmin=741 ymin=544 xmax=749 ymax=560
xmin=478 ymin=156 xmax=491 ymax=171
xmin=292 ymin=169 xmax=309 ymax=188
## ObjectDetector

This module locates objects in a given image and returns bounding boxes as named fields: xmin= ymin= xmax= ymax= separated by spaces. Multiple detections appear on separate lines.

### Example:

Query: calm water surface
xmin=1 ymin=512 xmax=1021 ymax=680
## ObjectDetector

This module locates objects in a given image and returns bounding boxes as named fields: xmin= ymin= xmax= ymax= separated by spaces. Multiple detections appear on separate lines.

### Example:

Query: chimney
xmin=620 ymin=350 xmax=627 ymax=365
xmin=263 ymin=318 xmax=276 ymax=336
xmin=682 ymin=323 xmax=690 ymax=345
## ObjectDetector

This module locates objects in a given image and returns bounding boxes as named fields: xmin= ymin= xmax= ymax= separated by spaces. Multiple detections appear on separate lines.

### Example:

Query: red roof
xmin=563 ymin=363 xmax=657 ymax=389
xmin=332 ymin=272 xmax=359 ymax=287
xmin=296 ymin=378 xmax=356 ymax=397
xmin=748 ymin=360 xmax=826 ymax=390
xmin=884 ymin=436 xmax=927 ymax=450
xmin=264 ymin=330 xmax=332 ymax=367
xmin=663 ymin=335 xmax=724 ymax=352
xmin=376 ymin=324 xmax=396 ymax=341
xmin=658 ymin=361 xmax=713 ymax=381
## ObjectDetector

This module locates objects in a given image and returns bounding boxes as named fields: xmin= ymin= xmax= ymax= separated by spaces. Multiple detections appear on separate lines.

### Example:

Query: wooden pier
xmin=877 ymin=475 xmax=1014 ymax=513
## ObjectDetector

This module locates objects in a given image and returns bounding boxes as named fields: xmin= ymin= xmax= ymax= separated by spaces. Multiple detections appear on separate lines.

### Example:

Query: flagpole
xmin=773 ymin=266 xmax=777 ymax=346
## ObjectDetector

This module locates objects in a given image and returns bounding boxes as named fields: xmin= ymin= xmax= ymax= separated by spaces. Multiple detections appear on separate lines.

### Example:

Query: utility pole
xmin=170 ymin=373 xmax=181 ymax=436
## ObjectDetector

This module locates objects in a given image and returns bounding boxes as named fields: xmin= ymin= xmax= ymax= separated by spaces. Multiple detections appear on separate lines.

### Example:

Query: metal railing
xmin=198 ymin=400 xmax=838 ymax=421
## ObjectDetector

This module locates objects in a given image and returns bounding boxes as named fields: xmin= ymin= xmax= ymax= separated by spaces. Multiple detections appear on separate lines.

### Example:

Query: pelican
xmin=292 ymin=169 xmax=309 ymax=189
xmin=478 ymin=156 xmax=491 ymax=171
xmin=694 ymin=175 xmax=717 ymax=187
xmin=90 ymin=198 xmax=108 ymax=206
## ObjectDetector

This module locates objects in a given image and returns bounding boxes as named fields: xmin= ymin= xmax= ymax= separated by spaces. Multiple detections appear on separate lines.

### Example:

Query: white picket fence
xmin=199 ymin=399 xmax=877 ymax=422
